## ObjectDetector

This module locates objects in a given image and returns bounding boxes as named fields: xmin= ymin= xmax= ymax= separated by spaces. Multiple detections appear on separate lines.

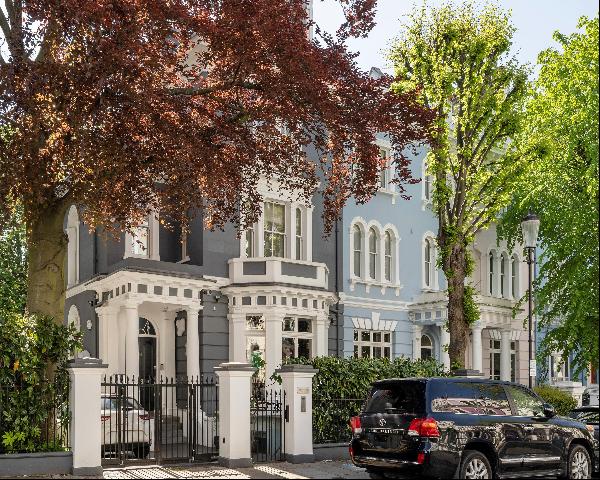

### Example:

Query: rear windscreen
xmin=364 ymin=382 xmax=426 ymax=414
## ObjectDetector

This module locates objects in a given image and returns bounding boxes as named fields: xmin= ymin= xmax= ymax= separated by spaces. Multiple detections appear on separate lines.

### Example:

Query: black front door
xmin=139 ymin=337 xmax=157 ymax=410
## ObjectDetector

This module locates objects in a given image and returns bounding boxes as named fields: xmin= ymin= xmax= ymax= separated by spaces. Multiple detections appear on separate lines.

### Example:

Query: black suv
xmin=349 ymin=377 xmax=599 ymax=479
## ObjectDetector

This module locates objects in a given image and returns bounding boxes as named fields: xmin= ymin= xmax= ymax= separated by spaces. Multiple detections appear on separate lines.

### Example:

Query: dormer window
xmin=124 ymin=212 xmax=160 ymax=260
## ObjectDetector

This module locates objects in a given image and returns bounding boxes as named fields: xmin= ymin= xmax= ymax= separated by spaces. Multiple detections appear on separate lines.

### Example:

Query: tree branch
xmin=168 ymin=81 xmax=263 ymax=96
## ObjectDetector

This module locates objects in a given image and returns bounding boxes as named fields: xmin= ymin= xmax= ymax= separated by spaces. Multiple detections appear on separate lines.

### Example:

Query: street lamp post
xmin=521 ymin=212 xmax=540 ymax=389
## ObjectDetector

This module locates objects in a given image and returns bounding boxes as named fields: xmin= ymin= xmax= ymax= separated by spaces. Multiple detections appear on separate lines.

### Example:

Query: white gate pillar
xmin=68 ymin=357 xmax=108 ymax=476
xmin=439 ymin=324 xmax=450 ymax=370
xmin=276 ymin=364 xmax=318 ymax=463
xmin=214 ymin=362 xmax=256 ymax=468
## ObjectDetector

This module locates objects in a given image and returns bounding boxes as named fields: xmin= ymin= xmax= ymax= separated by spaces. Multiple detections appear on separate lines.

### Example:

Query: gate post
xmin=214 ymin=362 xmax=256 ymax=468
xmin=276 ymin=364 xmax=318 ymax=463
xmin=67 ymin=357 xmax=108 ymax=476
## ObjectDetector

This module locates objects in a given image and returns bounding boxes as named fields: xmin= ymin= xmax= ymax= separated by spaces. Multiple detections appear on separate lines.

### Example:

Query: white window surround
xmin=486 ymin=248 xmax=520 ymax=300
xmin=349 ymin=217 xmax=402 ymax=295
xmin=353 ymin=328 xmax=392 ymax=359
xmin=422 ymin=231 xmax=439 ymax=291
xmin=124 ymin=211 xmax=160 ymax=261
xmin=240 ymin=196 xmax=313 ymax=263
xmin=66 ymin=205 xmax=80 ymax=287
xmin=422 ymin=158 xmax=433 ymax=210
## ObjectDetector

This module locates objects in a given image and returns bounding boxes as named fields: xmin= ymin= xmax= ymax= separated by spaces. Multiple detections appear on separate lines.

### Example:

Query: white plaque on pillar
xmin=529 ymin=359 xmax=537 ymax=377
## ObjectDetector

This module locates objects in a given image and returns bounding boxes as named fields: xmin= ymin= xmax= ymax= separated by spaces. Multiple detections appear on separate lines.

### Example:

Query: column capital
xmin=411 ymin=323 xmax=423 ymax=334
xmin=471 ymin=322 xmax=484 ymax=332
xmin=185 ymin=303 xmax=203 ymax=314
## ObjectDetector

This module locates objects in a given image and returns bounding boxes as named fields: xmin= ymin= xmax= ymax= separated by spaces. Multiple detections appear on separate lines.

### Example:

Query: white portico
xmin=68 ymin=268 xmax=225 ymax=380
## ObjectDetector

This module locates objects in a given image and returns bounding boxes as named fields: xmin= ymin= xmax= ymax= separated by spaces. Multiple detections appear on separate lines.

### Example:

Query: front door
xmin=139 ymin=337 xmax=157 ymax=410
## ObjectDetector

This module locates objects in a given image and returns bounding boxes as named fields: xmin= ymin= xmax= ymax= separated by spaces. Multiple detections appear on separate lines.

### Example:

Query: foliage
xmin=286 ymin=355 xmax=446 ymax=443
xmin=534 ymin=385 xmax=578 ymax=417
xmin=0 ymin=311 xmax=81 ymax=453
xmin=0 ymin=0 xmax=432 ymax=319
xmin=0 ymin=207 xmax=27 ymax=314
xmin=498 ymin=16 xmax=599 ymax=376
xmin=389 ymin=1 xmax=530 ymax=367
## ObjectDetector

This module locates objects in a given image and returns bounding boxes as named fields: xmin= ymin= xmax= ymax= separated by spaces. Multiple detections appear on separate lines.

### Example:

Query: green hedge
xmin=285 ymin=356 xmax=447 ymax=443
xmin=534 ymin=384 xmax=578 ymax=416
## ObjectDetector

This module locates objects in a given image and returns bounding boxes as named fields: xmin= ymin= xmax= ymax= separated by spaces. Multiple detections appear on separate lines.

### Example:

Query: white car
xmin=101 ymin=395 xmax=152 ymax=459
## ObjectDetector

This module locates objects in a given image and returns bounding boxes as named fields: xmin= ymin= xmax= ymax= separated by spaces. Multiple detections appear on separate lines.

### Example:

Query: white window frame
xmin=124 ymin=211 xmax=160 ymax=261
xmin=421 ymin=333 xmax=434 ymax=360
xmin=489 ymin=339 xmax=516 ymax=382
xmin=500 ymin=254 xmax=507 ymax=298
xmin=378 ymin=147 xmax=390 ymax=191
xmin=353 ymin=329 xmax=392 ymax=359
xmin=295 ymin=207 xmax=303 ymax=261
xmin=263 ymin=200 xmax=287 ymax=258
xmin=66 ymin=205 xmax=80 ymax=287
xmin=351 ymin=224 xmax=363 ymax=279
xmin=384 ymin=231 xmax=392 ymax=282
xmin=282 ymin=316 xmax=314 ymax=360
xmin=422 ymin=233 xmax=438 ymax=290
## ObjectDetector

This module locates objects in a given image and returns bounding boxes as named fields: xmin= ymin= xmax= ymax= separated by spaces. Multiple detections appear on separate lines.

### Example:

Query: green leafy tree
xmin=0 ymin=206 xmax=27 ymax=314
xmin=499 ymin=16 xmax=599 ymax=376
xmin=389 ymin=2 xmax=530 ymax=368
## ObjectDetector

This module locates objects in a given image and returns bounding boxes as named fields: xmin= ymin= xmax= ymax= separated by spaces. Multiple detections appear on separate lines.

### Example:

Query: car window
xmin=430 ymin=382 xmax=512 ymax=415
xmin=101 ymin=398 xmax=116 ymax=410
xmin=100 ymin=397 xmax=142 ymax=410
xmin=506 ymin=386 xmax=545 ymax=417
xmin=570 ymin=410 xmax=599 ymax=424
xmin=365 ymin=382 xmax=426 ymax=414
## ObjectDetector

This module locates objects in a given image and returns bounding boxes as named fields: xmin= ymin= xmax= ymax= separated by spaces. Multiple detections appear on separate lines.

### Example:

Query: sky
xmin=312 ymin=0 xmax=598 ymax=74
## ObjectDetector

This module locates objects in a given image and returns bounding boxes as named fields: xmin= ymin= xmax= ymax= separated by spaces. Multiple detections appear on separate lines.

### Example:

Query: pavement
xmin=101 ymin=461 xmax=370 ymax=479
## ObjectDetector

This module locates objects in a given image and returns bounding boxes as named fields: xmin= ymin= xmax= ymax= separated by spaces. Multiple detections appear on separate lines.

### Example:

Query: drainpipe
xmin=335 ymin=216 xmax=342 ymax=357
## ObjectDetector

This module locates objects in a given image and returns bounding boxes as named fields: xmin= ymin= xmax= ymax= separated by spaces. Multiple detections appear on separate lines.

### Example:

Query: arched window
xmin=424 ymin=161 xmax=432 ymax=201
xmin=512 ymin=255 xmax=519 ymax=298
xmin=421 ymin=334 xmax=433 ymax=359
xmin=139 ymin=318 xmax=157 ymax=336
xmin=424 ymin=239 xmax=432 ymax=287
xmin=489 ymin=252 xmax=494 ymax=295
xmin=384 ymin=231 xmax=392 ymax=281
xmin=66 ymin=206 xmax=79 ymax=287
xmin=500 ymin=255 xmax=506 ymax=298
xmin=352 ymin=225 xmax=362 ymax=278
xmin=368 ymin=228 xmax=378 ymax=280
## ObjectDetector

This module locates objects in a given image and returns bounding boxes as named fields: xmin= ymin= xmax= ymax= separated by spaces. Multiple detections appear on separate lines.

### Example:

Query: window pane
xmin=245 ymin=229 xmax=253 ymax=257
xmin=361 ymin=331 xmax=371 ymax=342
xmin=361 ymin=346 xmax=371 ymax=358
xmin=295 ymin=236 xmax=302 ymax=260
xmin=369 ymin=253 xmax=376 ymax=279
xmin=298 ymin=339 xmax=311 ymax=359
xmin=373 ymin=347 xmax=382 ymax=358
xmin=296 ymin=208 xmax=302 ymax=236
xmin=384 ymin=347 xmax=391 ymax=358
xmin=246 ymin=315 xmax=265 ymax=330
xmin=431 ymin=382 xmax=511 ymax=415
xmin=353 ymin=345 xmax=359 ymax=358
xmin=507 ymin=386 xmax=545 ymax=417
xmin=421 ymin=347 xmax=432 ymax=360
xmin=273 ymin=204 xmax=285 ymax=232
xmin=421 ymin=335 xmax=432 ymax=347
xmin=384 ymin=333 xmax=391 ymax=343
xmin=384 ymin=232 xmax=391 ymax=254
xmin=373 ymin=332 xmax=382 ymax=342
xmin=282 ymin=337 xmax=295 ymax=360
xmin=384 ymin=256 xmax=391 ymax=281
xmin=282 ymin=317 xmax=295 ymax=332
xmin=492 ymin=352 xmax=501 ymax=380
xmin=369 ymin=229 xmax=377 ymax=253
xmin=298 ymin=318 xmax=312 ymax=333
xmin=264 ymin=232 xmax=272 ymax=257
xmin=353 ymin=251 xmax=361 ymax=277
xmin=354 ymin=330 xmax=359 ymax=341
xmin=264 ymin=202 xmax=273 ymax=230
xmin=132 ymin=226 xmax=149 ymax=256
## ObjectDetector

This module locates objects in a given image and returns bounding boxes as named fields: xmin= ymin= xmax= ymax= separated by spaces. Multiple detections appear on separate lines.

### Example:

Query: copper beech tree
xmin=0 ymin=0 xmax=432 ymax=322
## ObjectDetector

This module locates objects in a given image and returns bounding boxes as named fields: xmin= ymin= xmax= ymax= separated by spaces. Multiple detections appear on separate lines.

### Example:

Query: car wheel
xmin=567 ymin=445 xmax=592 ymax=479
xmin=459 ymin=450 xmax=493 ymax=479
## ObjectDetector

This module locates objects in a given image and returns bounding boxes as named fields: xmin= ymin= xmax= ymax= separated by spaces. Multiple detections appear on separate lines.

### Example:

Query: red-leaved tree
xmin=0 ymin=0 xmax=432 ymax=321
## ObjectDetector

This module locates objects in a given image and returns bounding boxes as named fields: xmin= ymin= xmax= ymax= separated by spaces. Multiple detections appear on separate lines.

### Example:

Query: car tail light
xmin=349 ymin=416 xmax=362 ymax=434
xmin=101 ymin=415 xmax=111 ymax=422
xmin=139 ymin=413 xmax=151 ymax=421
xmin=417 ymin=452 xmax=426 ymax=464
xmin=408 ymin=417 xmax=440 ymax=438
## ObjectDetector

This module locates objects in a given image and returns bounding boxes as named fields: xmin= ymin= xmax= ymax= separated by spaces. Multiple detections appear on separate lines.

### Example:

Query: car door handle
xmin=523 ymin=426 xmax=535 ymax=432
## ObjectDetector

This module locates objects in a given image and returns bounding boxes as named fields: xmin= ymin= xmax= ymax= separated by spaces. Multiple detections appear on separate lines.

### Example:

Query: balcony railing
xmin=228 ymin=257 xmax=328 ymax=289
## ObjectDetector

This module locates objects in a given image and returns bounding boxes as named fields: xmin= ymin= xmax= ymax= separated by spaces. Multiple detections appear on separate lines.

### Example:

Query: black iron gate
xmin=250 ymin=380 xmax=287 ymax=463
xmin=101 ymin=375 xmax=218 ymax=466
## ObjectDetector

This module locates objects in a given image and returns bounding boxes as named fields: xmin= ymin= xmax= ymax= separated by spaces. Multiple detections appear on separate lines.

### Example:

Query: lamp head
xmin=521 ymin=212 xmax=540 ymax=249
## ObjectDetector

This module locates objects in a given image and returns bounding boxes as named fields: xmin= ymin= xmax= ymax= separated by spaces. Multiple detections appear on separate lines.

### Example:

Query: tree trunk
xmin=26 ymin=201 xmax=69 ymax=323
xmin=444 ymin=243 xmax=470 ymax=370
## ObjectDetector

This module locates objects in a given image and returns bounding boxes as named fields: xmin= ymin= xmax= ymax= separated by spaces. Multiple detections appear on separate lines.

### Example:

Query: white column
xmin=215 ymin=362 xmax=255 ymax=468
xmin=314 ymin=312 xmax=328 ymax=358
xmin=500 ymin=328 xmax=512 ymax=382
xmin=412 ymin=324 xmax=423 ymax=360
xmin=228 ymin=313 xmax=248 ymax=363
xmin=161 ymin=310 xmax=176 ymax=380
xmin=277 ymin=364 xmax=318 ymax=463
xmin=186 ymin=304 xmax=201 ymax=380
xmin=123 ymin=303 xmax=139 ymax=379
xmin=440 ymin=324 xmax=450 ymax=370
xmin=471 ymin=323 xmax=483 ymax=373
xmin=97 ymin=306 xmax=119 ymax=376
xmin=265 ymin=311 xmax=284 ymax=382
xmin=68 ymin=358 xmax=108 ymax=476
xmin=305 ymin=206 xmax=313 ymax=262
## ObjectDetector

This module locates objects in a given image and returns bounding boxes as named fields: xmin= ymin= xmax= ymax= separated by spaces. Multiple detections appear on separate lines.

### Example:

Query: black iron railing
xmin=250 ymin=378 xmax=286 ymax=462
